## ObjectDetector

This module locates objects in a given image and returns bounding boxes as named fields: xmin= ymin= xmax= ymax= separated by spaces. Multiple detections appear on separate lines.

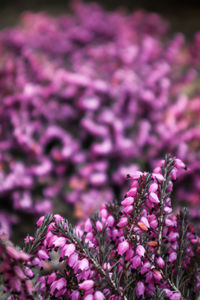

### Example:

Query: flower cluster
xmin=0 ymin=1 xmax=200 ymax=236
xmin=0 ymin=236 xmax=35 ymax=298
xmin=1 ymin=156 xmax=199 ymax=299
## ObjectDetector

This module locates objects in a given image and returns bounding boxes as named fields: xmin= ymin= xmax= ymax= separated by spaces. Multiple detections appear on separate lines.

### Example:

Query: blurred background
xmin=0 ymin=0 xmax=200 ymax=244
xmin=0 ymin=0 xmax=200 ymax=36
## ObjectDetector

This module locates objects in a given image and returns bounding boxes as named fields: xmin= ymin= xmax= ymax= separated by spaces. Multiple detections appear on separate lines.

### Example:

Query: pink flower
xmin=131 ymin=255 xmax=141 ymax=269
xmin=122 ymin=205 xmax=133 ymax=214
xmin=121 ymin=197 xmax=134 ymax=206
xmin=78 ymin=258 xmax=89 ymax=271
xmin=153 ymin=269 xmax=162 ymax=281
xmin=71 ymin=290 xmax=81 ymax=300
xmin=24 ymin=267 xmax=34 ymax=278
xmin=36 ymin=216 xmax=45 ymax=227
xmin=6 ymin=246 xmax=20 ymax=260
xmin=149 ymin=192 xmax=160 ymax=204
xmin=79 ymin=280 xmax=94 ymax=291
xmin=14 ymin=266 xmax=26 ymax=280
xmin=136 ymin=281 xmax=145 ymax=298
xmin=50 ymin=278 xmax=66 ymax=294
xmin=52 ymin=236 xmax=66 ymax=248
xmin=149 ymin=182 xmax=158 ymax=193
xmin=126 ymin=187 xmax=137 ymax=197
xmin=175 ymin=158 xmax=186 ymax=169
xmin=60 ymin=243 xmax=75 ymax=258
xmin=156 ymin=256 xmax=165 ymax=268
xmin=38 ymin=249 xmax=49 ymax=260
xmin=106 ymin=215 xmax=115 ymax=227
xmin=94 ymin=291 xmax=105 ymax=300
xmin=117 ymin=216 xmax=128 ymax=227
xmin=170 ymin=293 xmax=181 ymax=300
xmin=136 ymin=245 xmax=145 ymax=257
xmin=117 ymin=240 xmax=129 ymax=255
xmin=169 ymin=252 xmax=177 ymax=262
xmin=68 ymin=253 xmax=79 ymax=268
xmin=96 ymin=221 xmax=103 ymax=232
xmin=148 ymin=215 xmax=158 ymax=228
xmin=84 ymin=219 xmax=93 ymax=232
xmin=84 ymin=295 xmax=93 ymax=300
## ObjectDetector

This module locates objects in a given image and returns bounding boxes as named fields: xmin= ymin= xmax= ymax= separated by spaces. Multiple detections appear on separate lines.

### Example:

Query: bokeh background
xmin=0 ymin=0 xmax=200 ymax=245
xmin=0 ymin=0 xmax=200 ymax=36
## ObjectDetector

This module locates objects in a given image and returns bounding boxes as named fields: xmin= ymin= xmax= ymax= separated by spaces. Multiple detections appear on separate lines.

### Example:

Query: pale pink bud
xmin=36 ymin=216 xmax=45 ymax=227
xmin=25 ymin=280 xmax=34 ymax=295
xmin=164 ymin=206 xmax=172 ymax=213
xmin=19 ymin=250 xmax=30 ymax=261
xmin=60 ymin=243 xmax=75 ymax=258
xmin=131 ymin=255 xmax=141 ymax=269
xmin=100 ymin=208 xmax=108 ymax=218
xmin=50 ymin=278 xmax=66 ymax=294
xmin=149 ymin=192 xmax=160 ymax=204
xmin=126 ymin=187 xmax=137 ymax=197
xmin=121 ymin=197 xmax=134 ymax=206
xmin=79 ymin=258 xmax=89 ymax=271
xmin=68 ymin=253 xmax=79 ymax=268
xmin=47 ymin=273 xmax=57 ymax=284
xmin=156 ymin=256 xmax=165 ymax=268
xmin=136 ymin=281 xmax=145 ymax=297
xmin=14 ymin=265 xmax=26 ymax=280
xmin=94 ymin=291 xmax=105 ymax=300
xmin=127 ymin=171 xmax=143 ymax=180
xmin=125 ymin=249 xmax=134 ymax=260
xmin=117 ymin=240 xmax=129 ymax=255
xmin=24 ymin=267 xmax=34 ymax=278
xmin=149 ymin=182 xmax=158 ymax=192
xmin=140 ymin=216 xmax=150 ymax=228
xmin=79 ymin=280 xmax=94 ymax=290
xmin=148 ymin=215 xmax=158 ymax=228
xmin=6 ymin=246 xmax=20 ymax=260
xmin=71 ymin=290 xmax=81 ymax=300
xmin=122 ymin=205 xmax=133 ymax=214
xmin=106 ymin=215 xmax=115 ymax=227
xmin=112 ymin=228 xmax=119 ymax=240
xmin=153 ymin=269 xmax=162 ymax=281
xmin=136 ymin=245 xmax=145 ymax=257
xmin=117 ymin=216 xmax=128 ymax=227
xmin=171 ymin=169 xmax=177 ymax=180
xmin=38 ymin=249 xmax=49 ymax=260
xmin=96 ymin=221 xmax=103 ymax=232
xmin=153 ymin=167 xmax=161 ymax=174
xmin=175 ymin=158 xmax=186 ymax=169
xmin=84 ymin=219 xmax=92 ymax=232
xmin=169 ymin=252 xmax=177 ymax=262
xmin=84 ymin=295 xmax=93 ymax=300
xmin=152 ymin=173 xmax=164 ymax=181
xmin=140 ymin=261 xmax=151 ymax=274
xmin=168 ymin=232 xmax=179 ymax=242
xmin=53 ymin=237 xmax=66 ymax=248
xmin=170 ymin=292 xmax=181 ymax=300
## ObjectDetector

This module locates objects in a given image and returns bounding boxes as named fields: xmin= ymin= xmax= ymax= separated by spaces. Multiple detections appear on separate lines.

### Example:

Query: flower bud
xmin=79 ymin=280 xmax=94 ymax=291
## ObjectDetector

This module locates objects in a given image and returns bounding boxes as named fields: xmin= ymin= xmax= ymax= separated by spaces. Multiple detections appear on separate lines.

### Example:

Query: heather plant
xmin=0 ymin=0 xmax=200 ymax=237
xmin=0 ymin=156 xmax=199 ymax=299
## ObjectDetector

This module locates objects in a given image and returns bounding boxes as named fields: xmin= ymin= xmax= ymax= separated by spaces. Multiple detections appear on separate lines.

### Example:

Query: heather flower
xmin=0 ymin=0 xmax=200 ymax=239
xmin=117 ymin=240 xmax=129 ymax=255
xmin=79 ymin=280 xmax=94 ymax=291
xmin=136 ymin=281 xmax=145 ymax=298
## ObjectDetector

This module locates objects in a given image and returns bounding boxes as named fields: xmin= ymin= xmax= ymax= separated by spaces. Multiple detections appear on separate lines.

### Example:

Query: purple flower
xmin=117 ymin=240 xmax=129 ymax=255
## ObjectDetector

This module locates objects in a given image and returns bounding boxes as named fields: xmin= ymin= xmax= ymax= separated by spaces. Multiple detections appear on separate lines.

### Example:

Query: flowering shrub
xmin=0 ymin=1 xmax=200 ymax=236
xmin=0 ymin=156 xmax=199 ymax=299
